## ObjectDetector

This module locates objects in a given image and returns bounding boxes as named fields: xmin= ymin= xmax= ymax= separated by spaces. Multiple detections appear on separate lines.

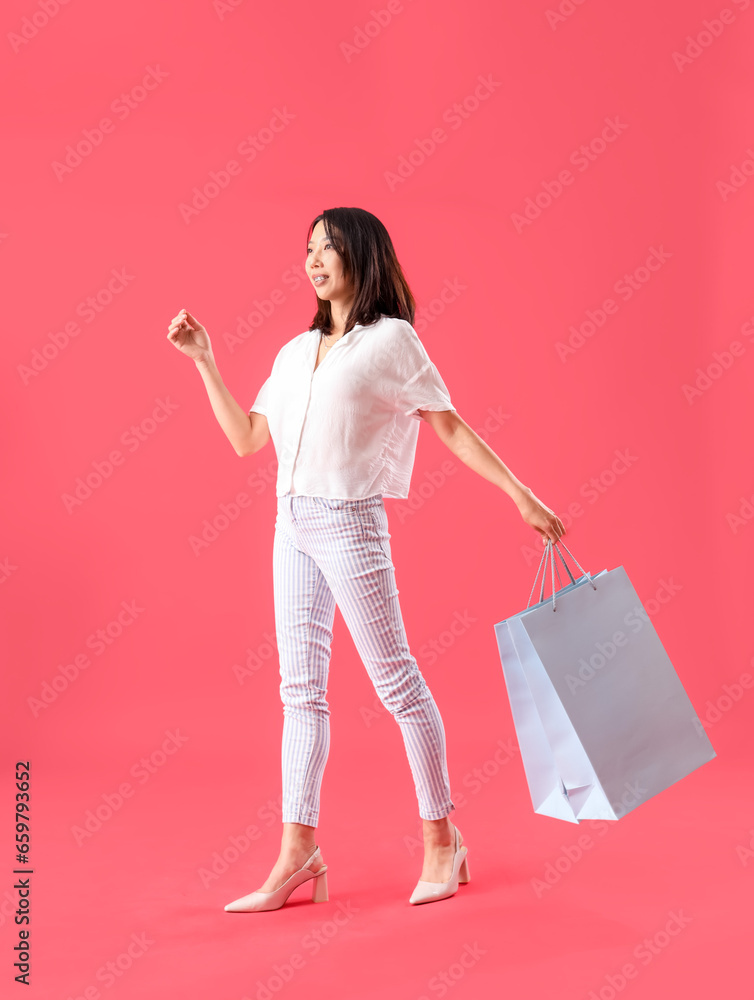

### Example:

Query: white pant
xmin=273 ymin=492 xmax=456 ymax=824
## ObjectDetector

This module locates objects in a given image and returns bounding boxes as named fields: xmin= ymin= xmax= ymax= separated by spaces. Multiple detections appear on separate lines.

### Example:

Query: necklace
xmin=321 ymin=330 xmax=343 ymax=351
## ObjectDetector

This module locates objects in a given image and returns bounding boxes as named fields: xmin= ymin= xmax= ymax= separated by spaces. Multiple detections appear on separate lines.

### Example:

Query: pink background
xmin=2 ymin=0 xmax=752 ymax=997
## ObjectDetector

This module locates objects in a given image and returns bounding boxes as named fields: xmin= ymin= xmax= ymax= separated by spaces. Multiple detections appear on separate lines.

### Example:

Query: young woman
xmin=167 ymin=206 xmax=565 ymax=911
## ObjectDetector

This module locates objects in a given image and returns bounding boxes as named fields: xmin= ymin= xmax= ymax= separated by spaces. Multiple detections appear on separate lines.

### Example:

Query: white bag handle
xmin=526 ymin=538 xmax=597 ymax=612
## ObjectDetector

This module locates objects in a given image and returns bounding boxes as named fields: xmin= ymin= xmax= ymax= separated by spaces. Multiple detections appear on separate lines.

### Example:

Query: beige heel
xmin=459 ymin=851 xmax=470 ymax=884
xmin=311 ymin=868 xmax=329 ymax=902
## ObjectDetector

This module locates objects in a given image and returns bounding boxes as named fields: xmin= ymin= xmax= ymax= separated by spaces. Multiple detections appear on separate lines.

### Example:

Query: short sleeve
xmin=390 ymin=325 xmax=455 ymax=422
xmin=249 ymin=373 xmax=272 ymax=416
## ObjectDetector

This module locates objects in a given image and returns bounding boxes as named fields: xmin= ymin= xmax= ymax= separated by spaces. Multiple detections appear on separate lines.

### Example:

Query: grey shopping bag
xmin=493 ymin=540 xmax=716 ymax=823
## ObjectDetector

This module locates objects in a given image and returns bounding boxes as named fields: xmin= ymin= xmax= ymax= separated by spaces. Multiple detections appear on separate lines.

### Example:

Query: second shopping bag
xmin=493 ymin=540 xmax=716 ymax=823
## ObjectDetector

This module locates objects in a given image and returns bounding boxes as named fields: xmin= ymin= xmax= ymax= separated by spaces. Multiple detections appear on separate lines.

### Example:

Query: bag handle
xmin=526 ymin=538 xmax=597 ymax=612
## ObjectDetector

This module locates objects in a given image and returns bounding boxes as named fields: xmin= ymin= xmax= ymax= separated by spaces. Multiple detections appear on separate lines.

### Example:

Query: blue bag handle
xmin=526 ymin=538 xmax=597 ymax=612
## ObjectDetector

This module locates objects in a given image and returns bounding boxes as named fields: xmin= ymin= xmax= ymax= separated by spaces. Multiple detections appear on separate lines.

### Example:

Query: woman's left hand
xmin=514 ymin=486 xmax=566 ymax=545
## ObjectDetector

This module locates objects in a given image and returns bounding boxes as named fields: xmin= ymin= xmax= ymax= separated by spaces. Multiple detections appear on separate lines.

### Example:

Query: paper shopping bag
xmin=493 ymin=540 xmax=716 ymax=823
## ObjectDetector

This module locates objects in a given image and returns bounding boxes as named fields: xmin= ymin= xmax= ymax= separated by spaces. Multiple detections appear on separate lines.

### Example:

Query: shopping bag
xmin=493 ymin=540 xmax=716 ymax=823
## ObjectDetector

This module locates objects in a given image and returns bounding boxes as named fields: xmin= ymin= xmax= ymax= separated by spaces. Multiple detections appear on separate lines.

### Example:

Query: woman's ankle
xmin=280 ymin=822 xmax=317 ymax=849
xmin=421 ymin=816 xmax=453 ymax=845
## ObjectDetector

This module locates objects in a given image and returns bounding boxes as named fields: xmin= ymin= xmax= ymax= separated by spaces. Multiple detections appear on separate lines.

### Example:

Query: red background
xmin=2 ymin=0 xmax=752 ymax=997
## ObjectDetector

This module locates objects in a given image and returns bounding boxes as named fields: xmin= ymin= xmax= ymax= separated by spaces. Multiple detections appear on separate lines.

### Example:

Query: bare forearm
xmin=418 ymin=408 xmax=563 ymax=541
xmin=442 ymin=417 xmax=530 ymax=505
xmin=194 ymin=356 xmax=255 ymax=456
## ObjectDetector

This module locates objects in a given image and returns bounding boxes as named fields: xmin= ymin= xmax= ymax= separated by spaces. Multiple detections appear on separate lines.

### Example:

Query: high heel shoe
xmin=224 ymin=845 xmax=329 ymax=912
xmin=409 ymin=824 xmax=470 ymax=905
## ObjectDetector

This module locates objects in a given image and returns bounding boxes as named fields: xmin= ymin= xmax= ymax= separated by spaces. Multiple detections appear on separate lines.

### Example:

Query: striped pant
xmin=272 ymin=492 xmax=456 ymax=825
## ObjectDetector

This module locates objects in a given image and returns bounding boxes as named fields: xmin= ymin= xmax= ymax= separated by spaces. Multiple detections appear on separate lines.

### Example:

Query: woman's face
xmin=306 ymin=220 xmax=353 ymax=306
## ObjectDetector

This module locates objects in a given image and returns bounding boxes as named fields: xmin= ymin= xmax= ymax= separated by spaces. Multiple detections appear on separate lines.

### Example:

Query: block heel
xmin=311 ymin=868 xmax=328 ymax=902
xmin=459 ymin=853 xmax=470 ymax=883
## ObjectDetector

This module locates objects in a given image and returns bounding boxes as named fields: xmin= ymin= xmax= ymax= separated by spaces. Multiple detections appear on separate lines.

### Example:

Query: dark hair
xmin=306 ymin=207 xmax=416 ymax=335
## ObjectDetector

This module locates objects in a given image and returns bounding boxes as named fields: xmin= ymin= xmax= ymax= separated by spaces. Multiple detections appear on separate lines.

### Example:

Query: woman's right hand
xmin=167 ymin=308 xmax=213 ymax=364
xmin=514 ymin=486 xmax=566 ymax=546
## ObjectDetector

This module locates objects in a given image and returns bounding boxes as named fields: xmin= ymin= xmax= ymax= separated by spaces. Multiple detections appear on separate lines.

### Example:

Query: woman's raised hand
xmin=514 ymin=487 xmax=566 ymax=546
xmin=167 ymin=308 xmax=213 ymax=363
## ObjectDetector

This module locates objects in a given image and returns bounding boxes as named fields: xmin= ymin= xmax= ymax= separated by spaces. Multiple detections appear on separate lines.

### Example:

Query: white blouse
xmin=248 ymin=314 xmax=455 ymax=499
